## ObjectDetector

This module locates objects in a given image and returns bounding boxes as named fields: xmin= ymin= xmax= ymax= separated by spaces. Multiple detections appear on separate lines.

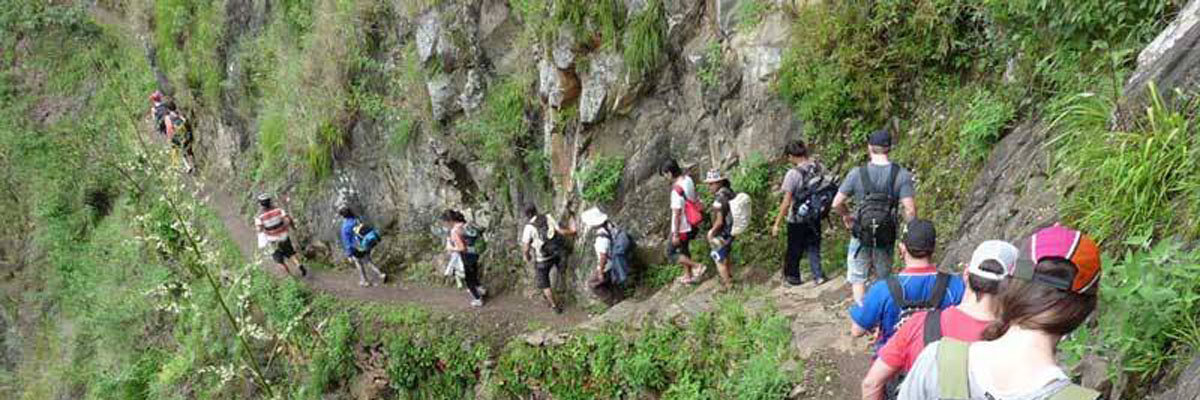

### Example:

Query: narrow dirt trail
xmin=193 ymin=175 xmax=589 ymax=332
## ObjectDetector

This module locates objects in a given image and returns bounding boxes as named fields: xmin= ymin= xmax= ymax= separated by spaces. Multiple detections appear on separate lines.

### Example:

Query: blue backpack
xmin=603 ymin=226 xmax=634 ymax=285
xmin=354 ymin=221 xmax=381 ymax=253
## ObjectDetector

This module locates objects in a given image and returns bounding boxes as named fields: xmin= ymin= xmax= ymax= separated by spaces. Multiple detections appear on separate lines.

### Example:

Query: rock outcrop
xmin=1121 ymin=0 xmax=1200 ymax=121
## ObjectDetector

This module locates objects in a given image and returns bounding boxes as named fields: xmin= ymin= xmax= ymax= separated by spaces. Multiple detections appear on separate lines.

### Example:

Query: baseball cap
xmin=868 ymin=129 xmax=892 ymax=147
xmin=902 ymin=219 xmax=936 ymax=254
xmin=1014 ymin=225 xmax=1102 ymax=294
xmin=967 ymin=240 xmax=1019 ymax=281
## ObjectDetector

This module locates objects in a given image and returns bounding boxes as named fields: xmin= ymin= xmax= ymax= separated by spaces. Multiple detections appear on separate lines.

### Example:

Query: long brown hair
xmin=982 ymin=257 xmax=1098 ymax=340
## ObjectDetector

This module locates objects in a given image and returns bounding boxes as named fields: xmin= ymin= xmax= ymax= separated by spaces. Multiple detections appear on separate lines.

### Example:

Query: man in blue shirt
xmin=849 ymin=219 xmax=964 ymax=351
xmin=339 ymin=206 xmax=386 ymax=287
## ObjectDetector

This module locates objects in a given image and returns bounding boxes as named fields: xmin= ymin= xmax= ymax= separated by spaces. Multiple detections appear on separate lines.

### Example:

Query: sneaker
xmin=814 ymin=277 xmax=829 ymax=286
xmin=470 ymin=299 xmax=484 ymax=307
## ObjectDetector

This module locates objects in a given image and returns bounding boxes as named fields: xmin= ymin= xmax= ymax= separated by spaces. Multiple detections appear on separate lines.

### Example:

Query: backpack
xmin=883 ymin=309 xmax=952 ymax=400
xmin=674 ymin=184 xmax=704 ymax=228
xmin=459 ymin=224 xmax=484 ymax=254
xmin=353 ymin=220 xmax=381 ymax=253
xmin=936 ymin=338 xmax=1101 ymax=400
xmin=886 ymin=272 xmax=952 ymax=331
xmin=531 ymin=215 xmax=568 ymax=260
xmin=153 ymin=103 xmax=169 ymax=133
xmin=790 ymin=168 xmax=840 ymax=226
xmin=169 ymin=112 xmax=191 ymax=146
xmin=600 ymin=226 xmax=633 ymax=285
xmin=852 ymin=164 xmax=901 ymax=246
xmin=729 ymin=192 xmax=751 ymax=236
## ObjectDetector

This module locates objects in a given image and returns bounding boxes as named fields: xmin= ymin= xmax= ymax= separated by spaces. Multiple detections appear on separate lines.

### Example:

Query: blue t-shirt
xmin=849 ymin=266 xmax=965 ymax=348
xmin=340 ymin=217 xmax=359 ymax=257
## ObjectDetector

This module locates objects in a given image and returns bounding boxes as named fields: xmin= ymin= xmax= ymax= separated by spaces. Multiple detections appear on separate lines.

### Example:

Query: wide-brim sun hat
xmin=703 ymin=169 xmax=728 ymax=184
xmin=581 ymin=207 xmax=608 ymax=227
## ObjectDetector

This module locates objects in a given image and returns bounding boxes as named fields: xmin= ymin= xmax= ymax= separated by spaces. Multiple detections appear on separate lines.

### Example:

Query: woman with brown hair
xmin=897 ymin=225 xmax=1104 ymax=400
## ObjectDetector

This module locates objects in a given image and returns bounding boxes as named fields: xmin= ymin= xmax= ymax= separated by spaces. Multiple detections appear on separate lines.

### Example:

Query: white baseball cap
xmin=967 ymin=240 xmax=1019 ymax=281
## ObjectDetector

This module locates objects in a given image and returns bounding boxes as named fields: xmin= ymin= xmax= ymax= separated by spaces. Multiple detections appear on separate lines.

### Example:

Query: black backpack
xmin=852 ymin=164 xmax=901 ymax=246
xmin=153 ymin=103 xmax=169 ymax=133
xmin=886 ymin=272 xmax=952 ymax=332
xmin=532 ymin=215 xmax=567 ymax=260
xmin=790 ymin=168 xmax=839 ymax=226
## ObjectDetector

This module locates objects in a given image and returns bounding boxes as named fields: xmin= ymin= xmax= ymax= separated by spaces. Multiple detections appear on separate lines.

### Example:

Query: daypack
xmin=936 ymin=338 xmax=1101 ymax=400
xmin=153 ymin=103 xmax=169 ymax=134
xmin=601 ymin=226 xmax=633 ymax=285
xmin=353 ymin=221 xmax=381 ymax=253
xmin=168 ymin=112 xmax=191 ymax=146
xmin=459 ymin=224 xmax=484 ymax=254
xmin=852 ymin=164 xmax=901 ymax=246
xmin=729 ymin=192 xmax=751 ymax=236
xmin=886 ymin=272 xmax=952 ymax=331
xmin=674 ymin=184 xmax=705 ymax=228
xmin=531 ymin=215 xmax=568 ymax=260
xmin=790 ymin=169 xmax=840 ymax=226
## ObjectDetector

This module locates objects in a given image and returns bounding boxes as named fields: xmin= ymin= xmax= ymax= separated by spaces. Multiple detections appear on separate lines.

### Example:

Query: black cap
xmin=868 ymin=129 xmax=891 ymax=147
xmin=902 ymin=219 xmax=936 ymax=254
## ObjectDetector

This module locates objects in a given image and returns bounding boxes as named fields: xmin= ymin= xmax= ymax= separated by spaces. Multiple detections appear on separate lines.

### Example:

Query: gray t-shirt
xmin=838 ymin=162 xmax=916 ymax=202
xmin=898 ymin=342 xmax=1077 ymax=400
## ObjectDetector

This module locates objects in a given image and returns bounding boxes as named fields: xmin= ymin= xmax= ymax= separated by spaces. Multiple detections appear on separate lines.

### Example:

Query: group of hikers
xmin=155 ymin=89 xmax=1102 ymax=398
xmin=148 ymin=91 xmax=195 ymax=173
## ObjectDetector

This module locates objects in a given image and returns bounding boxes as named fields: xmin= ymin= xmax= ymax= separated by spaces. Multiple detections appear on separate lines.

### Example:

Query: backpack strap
xmin=885 ymin=277 xmax=909 ymax=308
xmin=1049 ymin=384 xmax=1101 ymax=400
xmin=923 ymin=308 xmax=944 ymax=345
xmin=926 ymin=273 xmax=952 ymax=309
xmin=936 ymin=339 xmax=971 ymax=400
xmin=883 ymin=163 xmax=902 ymax=205
xmin=858 ymin=165 xmax=877 ymax=195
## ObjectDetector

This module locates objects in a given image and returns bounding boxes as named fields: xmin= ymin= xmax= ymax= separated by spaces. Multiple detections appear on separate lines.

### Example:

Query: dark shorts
xmin=534 ymin=257 xmax=561 ymax=289
xmin=667 ymin=231 xmax=693 ymax=262
xmin=272 ymin=237 xmax=297 ymax=264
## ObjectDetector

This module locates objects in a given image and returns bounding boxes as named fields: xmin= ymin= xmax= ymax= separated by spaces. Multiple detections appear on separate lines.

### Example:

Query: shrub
xmin=735 ymin=0 xmax=770 ymax=30
xmin=697 ymin=40 xmax=722 ymax=88
xmin=731 ymin=153 xmax=772 ymax=200
xmin=623 ymin=0 xmax=666 ymax=78
xmin=459 ymin=76 xmax=531 ymax=166
xmin=308 ymin=311 xmax=356 ymax=393
xmin=578 ymin=156 xmax=625 ymax=204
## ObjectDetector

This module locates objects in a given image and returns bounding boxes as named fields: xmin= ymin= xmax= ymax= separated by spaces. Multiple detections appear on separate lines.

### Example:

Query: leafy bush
xmin=459 ymin=77 xmax=531 ymax=165
xmin=697 ymin=41 xmax=722 ymax=88
xmin=731 ymin=153 xmax=772 ymax=200
xmin=623 ymin=0 xmax=666 ymax=78
xmin=1050 ymin=85 xmax=1200 ymax=243
xmin=959 ymin=90 xmax=1016 ymax=161
xmin=308 ymin=311 xmax=356 ymax=393
xmin=736 ymin=0 xmax=770 ymax=30
xmin=578 ymin=156 xmax=626 ymax=204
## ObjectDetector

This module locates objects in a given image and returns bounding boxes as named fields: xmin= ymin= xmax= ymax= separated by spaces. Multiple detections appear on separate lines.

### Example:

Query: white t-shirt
xmin=594 ymin=226 xmax=611 ymax=260
xmin=670 ymin=176 xmax=697 ymax=234
xmin=521 ymin=217 xmax=556 ymax=262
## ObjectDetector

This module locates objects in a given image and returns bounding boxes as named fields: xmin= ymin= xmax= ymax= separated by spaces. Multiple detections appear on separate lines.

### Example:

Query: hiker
xmin=898 ymin=225 xmax=1103 ymax=400
xmin=521 ymin=204 xmax=577 ymax=314
xmin=163 ymin=101 xmax=195 ymax=174
xmin=661 ymin=159 xmax=706 ymax=285
xmin=861 ymin=240 xmax=1018 ymax=400
xmin=832 ymin=129 xmax=918 ymax=306
xmin=149 ymin=90 xmax=168 ymax=136
xmin=849 ymin=219 xmax=964 ymax=352
xmin=771 ymin=140 xmax=834 ymax=286
xmin=254 ymin=194 xmax=308 ymax=277
xmin=704 ymin=170 xmax=736 ymax=289
xmin=338 ymin=206 xmax=386 ymax=287
xmin=441 ymin=209 xmax=486 ymax=307
xmin=581 ymin=207 xmax=632 ymax=302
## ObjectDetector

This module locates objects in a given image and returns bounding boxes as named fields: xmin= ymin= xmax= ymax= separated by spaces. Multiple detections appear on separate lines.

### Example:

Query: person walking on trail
xmin=704 ymin=170 xmax=736 ymax=290
xmin=772 ymin=140 xmax=831 ymax=287
xmin=441 ymin=209 xmax=486 ymax=307
xmin=521 ymin=204 xmax=577 ymax=314
xmin=149 ymin=90 xmax=168 ymax=137
xmin=661 ymin=159 xmax=706 ymax=285
xmin=254 ymin=194 xmax=308 ymax=278
xmin=581 ymin=207 xmax=632 ymax=303
xmin=832 ymin=129 xmax=918 ymax=306
xmin=339 ymin=206 xmax=387 ymax=287
xmin=849 ymin=219 xmax=964 ymax=353
xmin=898 ymin=225 xmax=1103 ymax=400
xmin=163 ymin=101 xmax=195 ymax=174
xmin=862 ymin=240 xmax=1018 ymax=400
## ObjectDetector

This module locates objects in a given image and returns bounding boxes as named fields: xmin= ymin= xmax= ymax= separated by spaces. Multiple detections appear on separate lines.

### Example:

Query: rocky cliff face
xmin=185 ymin=0 xmax=801 ymax=303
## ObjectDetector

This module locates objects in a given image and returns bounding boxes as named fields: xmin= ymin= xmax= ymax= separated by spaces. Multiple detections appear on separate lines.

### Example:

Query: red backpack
xmin=674 ymin=184 xmax=704 ymax=228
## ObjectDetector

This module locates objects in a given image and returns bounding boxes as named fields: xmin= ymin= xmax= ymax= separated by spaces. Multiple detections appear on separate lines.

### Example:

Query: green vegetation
xmin=459 ymin=76 xmax=533 ymax=165
xmin=735 ymin=0 xmax=770 ymax=31
xmin=493 ymin=295 xmax=797 ymax=399
xmin=697 ymin=40 xmax=723 ymax=88
xmin=731 ymin=153 xmax=772 ymax=200
xmin=578 ymin=156 xmax=626 ymax=204
xmin=959 ymin=89 xmax=1016 ymax=161
xmin=623 ymin=0 xmax=666 ymax=78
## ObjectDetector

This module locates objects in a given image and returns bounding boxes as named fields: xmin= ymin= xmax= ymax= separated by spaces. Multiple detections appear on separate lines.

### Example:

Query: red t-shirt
xmin=877 ymin=306 xmax=991 ymax=372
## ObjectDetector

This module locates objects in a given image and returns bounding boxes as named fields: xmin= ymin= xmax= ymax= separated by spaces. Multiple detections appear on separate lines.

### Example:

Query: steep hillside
xmin=5 ymin=0 xmax=1200 ymax=399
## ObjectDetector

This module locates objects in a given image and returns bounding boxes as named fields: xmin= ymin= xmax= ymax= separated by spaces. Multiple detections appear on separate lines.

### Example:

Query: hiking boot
xmin=470 ymin=299 xmax=484 ymax=307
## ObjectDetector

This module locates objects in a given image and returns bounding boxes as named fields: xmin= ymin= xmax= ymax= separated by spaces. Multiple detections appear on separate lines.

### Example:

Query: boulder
xmin=580 ymin=52 xmax=624 ymax=123
xmin=427 ymin=74 xmax=458 ymax=121
xmin=1120 ymin=0 xmax=1200 ymax=121
xmin=458 ymin=68 xmax=485 ymax=114
xmin=538 ymin=59 xmax=580 ymax=109
xmin=717 ymin=0 xmax=741 ymax=35
xmin=416 ymin=10 xmax=441 ymax=64
xmin=1155 ymin=355 xmax=1200 ymax=400
xmin=552 ymin=27 xmax=576 ymax=70
xmin=732 ymin=11 xmax=791 ymax=97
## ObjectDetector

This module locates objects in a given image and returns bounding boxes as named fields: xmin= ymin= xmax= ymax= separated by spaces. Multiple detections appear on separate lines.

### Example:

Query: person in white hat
xmin=704 ymin=170 xmax=736 ymax=289
xmin=581 ymin=207 xmax=612 ymax=277
xmin=861 ymin=240 xmax=1017 ymax=400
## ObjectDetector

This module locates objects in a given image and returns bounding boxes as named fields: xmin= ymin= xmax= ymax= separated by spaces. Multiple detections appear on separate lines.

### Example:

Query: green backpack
xmin=936 ymin=339 xmax=1100 ymax=400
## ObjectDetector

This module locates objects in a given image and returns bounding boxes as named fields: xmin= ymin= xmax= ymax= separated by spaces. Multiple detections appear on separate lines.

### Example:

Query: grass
xmin=959 ymin=89 xmax=1016 ymax=161
xmin=623 ymin=0 xmax=666 ymax=78
xmin=578 ymin=156 xmax=626 ymax=204
xmin=697 ymin=40 xmax=722 ymax=88
xmin=735 ymin=0 xmax=770 ymax=31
